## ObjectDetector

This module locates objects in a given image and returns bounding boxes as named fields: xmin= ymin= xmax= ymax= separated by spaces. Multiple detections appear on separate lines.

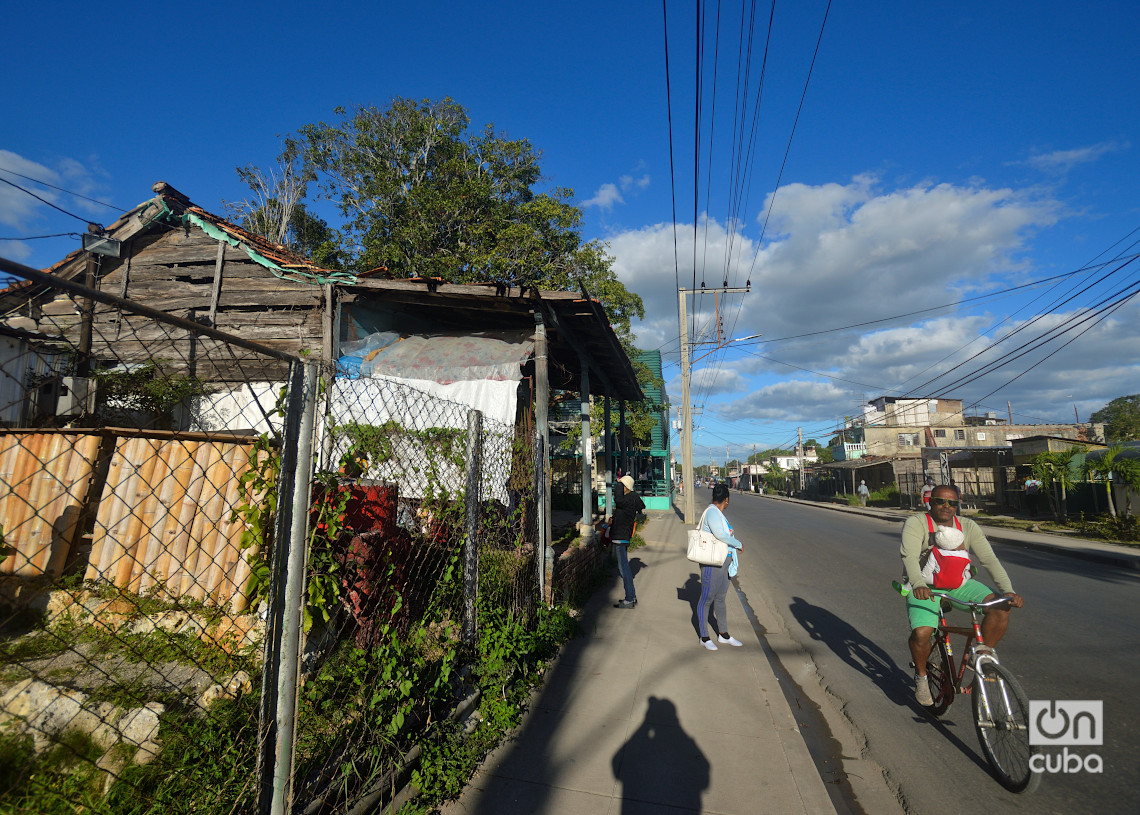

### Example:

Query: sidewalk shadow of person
xmin=630 ymin=557 xmax=645 ymax=577
xmin=788 ymin=596 xmax=913 ymax=706
xmin=612 ymin=696 xmax=709 ymax=814
xmin=677 ymin=573 xmax=704 ymax=636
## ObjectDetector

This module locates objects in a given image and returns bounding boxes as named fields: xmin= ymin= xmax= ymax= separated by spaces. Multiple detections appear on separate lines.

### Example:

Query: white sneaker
xmin=717 ymin=634 xmax=743 ymax=647
xmin=914 ymin=672 xmax=933 ymax=706
xmin=701 ymin=638 xmax=718 ymax=651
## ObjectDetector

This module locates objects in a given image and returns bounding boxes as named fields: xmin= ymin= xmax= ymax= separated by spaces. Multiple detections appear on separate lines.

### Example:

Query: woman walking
xmin=698 ymin=483 xmax=744 ymax=650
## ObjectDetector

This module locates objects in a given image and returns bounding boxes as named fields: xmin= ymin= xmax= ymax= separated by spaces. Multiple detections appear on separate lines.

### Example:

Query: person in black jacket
xmin=610 ymin=475 xmax=645 ymax=609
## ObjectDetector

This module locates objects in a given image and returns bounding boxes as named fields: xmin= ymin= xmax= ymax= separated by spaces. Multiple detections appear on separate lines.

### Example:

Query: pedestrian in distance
xmin=610 ymin=475 xmax=645 ymax=609
xmin=697 ymin=483 xmax=744 ymax=650
xmin=857 ymin=479 xmax=871 ymax=507
xmin=1024 ymin=476 xmax=1042 ymax=517
xmin=921 ymin=476 xmax=935 ymax=511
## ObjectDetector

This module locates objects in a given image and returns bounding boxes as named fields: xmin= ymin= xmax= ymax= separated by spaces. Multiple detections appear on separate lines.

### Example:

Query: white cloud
xmin=582 ymin=172 xmax=650 ymax=211
xmin=718 ymin=379 xmax=852 ymax=424
xmin=603 ymin=175 xmax=1140 ymax=432
xmin=1022 ymin=141 xmax=1128 ymax=174
xmin=608 ymin=177 xmax=1059 ymax=357
xmin=0 ymin=149 xmax=109 ymax=229
xmin=668 ymin=365 xmax=749 ymax=398
xmin=619 ymin=173 xmax=650 ymax=192
xmin=0 ymin=150 xmax=61 ymax=228
xmin=582 ymin=182 xmax=624 ymax=211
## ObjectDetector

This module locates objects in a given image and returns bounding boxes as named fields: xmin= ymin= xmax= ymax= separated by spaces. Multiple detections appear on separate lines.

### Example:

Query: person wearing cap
xmin=610 ymin=474 xmax=645 ymax=609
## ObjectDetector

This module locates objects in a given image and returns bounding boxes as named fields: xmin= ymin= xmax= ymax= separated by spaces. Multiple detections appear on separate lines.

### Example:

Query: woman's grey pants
xmin=698 ymin=557 xmax=731 ymax=638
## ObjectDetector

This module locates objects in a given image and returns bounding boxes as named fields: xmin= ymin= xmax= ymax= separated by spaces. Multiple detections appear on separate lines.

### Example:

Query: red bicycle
xmin=917 ymin=590 xmax=1040 ymax=793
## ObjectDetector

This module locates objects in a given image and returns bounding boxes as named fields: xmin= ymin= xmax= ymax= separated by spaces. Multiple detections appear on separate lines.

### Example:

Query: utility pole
xmin=677 ymin=284 xmax=753 ymax=523
xmin=679 ymin=289 xmax=695 ymax=523
xmin=797 ymin=426 xmax=805 ymax=493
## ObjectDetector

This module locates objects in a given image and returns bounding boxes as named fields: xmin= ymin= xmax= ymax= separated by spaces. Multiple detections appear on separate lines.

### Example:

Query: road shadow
xmin=989 ymin=544 xmax=1140 ymax=585
xmin=611 ymin=696 xmax=709 ymax=814
xmin=787 ymin=595 xmax=913 ymax=706
xmin=677 ymin=572 xmax=703 ymax=637
xmin=786 ymin=597 xmax=995 ymax=774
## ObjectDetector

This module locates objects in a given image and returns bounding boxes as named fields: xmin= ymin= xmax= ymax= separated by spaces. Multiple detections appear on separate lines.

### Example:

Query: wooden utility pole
xmin=677 ymin=284 xmax=753 ymax=523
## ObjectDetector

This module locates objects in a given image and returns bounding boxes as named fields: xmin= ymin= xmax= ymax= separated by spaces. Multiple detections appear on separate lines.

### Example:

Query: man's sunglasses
xmin=930 ymin=497 xmax=961 ymax=508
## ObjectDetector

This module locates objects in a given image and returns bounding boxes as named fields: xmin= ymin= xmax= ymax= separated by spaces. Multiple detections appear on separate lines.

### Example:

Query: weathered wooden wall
xmin=36 ymin=228 xmax=323 ymax=382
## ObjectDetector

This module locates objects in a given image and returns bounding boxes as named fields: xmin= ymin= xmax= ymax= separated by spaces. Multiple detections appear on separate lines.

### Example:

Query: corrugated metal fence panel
xmin=86 ymin=437 xmax=257 ymax=610
xmin=0 ymin=431 xmax=102 ymax=577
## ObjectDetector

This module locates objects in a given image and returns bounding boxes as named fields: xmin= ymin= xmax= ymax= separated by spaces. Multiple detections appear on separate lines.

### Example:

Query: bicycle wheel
xmin=924 ymin=635 xmax=954 ymax=716
xmin=972 ymin=661 xmax=1040 ymax=793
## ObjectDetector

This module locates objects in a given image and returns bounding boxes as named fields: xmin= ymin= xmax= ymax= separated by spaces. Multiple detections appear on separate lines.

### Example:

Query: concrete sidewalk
xmin=441 ymin=510 xmax=837 ymax=815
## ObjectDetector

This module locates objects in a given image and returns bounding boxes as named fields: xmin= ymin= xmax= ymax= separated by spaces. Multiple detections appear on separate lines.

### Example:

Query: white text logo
xmin=1029 ymin=701 xmax=1102 ymax=746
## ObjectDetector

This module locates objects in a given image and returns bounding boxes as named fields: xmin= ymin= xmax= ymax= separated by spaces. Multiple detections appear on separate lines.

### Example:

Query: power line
xmin=662 ymin=0 xmax=683 ymax=304
xmin=0 ymin=233 xmax=81 ymax=240
xmin=0 ymin=176 xmax=96 ymax=226
xmin=0 ymin=167 xmax=125 ymax=213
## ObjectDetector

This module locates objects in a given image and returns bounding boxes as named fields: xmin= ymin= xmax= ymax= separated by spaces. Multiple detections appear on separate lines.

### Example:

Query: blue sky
xmin=3 ymin=1 xmax=1139 ymax=460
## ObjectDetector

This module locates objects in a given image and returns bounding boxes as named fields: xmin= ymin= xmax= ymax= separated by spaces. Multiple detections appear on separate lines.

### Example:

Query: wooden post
xmin=580 ymin=356 xmax=592 ymax=539
xmin=77 ymin=255 xmax=98 ymax=377
xmin=604 ymin=395 xmax=613 ymax=516
xmin=619 ymin=400 xmax=628 ymax=485
xmin=533 ymin=311 xmax=551 ymax=601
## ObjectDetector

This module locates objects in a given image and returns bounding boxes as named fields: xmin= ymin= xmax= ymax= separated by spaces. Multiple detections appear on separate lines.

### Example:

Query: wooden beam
xmin=115 ymin=249 xmax=131 ymax=339
xmin=208 ymin=239 xmax=225 ymax=326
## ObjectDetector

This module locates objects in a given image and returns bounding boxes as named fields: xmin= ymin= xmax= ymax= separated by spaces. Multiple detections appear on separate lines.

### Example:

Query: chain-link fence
xmin=0 ymin=263 xmax=573 ymax=814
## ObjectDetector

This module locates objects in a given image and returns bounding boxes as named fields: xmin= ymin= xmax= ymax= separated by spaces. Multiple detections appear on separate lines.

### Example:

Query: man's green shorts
xmin=906 ymin=579 xmax=996 ymax=629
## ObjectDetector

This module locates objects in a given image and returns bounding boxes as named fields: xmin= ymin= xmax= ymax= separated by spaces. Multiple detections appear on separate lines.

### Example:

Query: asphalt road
xmin=724 ymin=493 xmax=1140 ymax=815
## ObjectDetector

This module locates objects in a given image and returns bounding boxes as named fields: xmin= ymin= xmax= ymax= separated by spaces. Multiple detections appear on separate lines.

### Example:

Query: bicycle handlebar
xmin=926 ymin=591 xmax=1014 ymax=610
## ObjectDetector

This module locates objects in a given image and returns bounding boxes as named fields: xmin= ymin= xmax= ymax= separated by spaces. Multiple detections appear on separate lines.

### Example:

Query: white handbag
xmin=686 ymin=507 xmax=729 ymax=566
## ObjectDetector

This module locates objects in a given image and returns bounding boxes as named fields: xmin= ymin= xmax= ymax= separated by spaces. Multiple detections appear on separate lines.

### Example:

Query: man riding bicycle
xmin=901 ymin=485 xmax=1024 ymax=706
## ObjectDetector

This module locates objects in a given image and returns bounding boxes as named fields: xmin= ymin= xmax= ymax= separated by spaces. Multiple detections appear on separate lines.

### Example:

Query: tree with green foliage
xmin=1090 ymin=394 xmax=1140 ymax=442
xmin=292 ymin=98 xmax=644 ymax=340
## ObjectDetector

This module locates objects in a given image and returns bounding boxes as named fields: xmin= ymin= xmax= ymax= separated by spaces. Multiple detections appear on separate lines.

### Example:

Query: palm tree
xmin=1081 ymin=445 xmax=1124 ymax=518
xmin=767 ymin=459 xmax=786 ymax=493
xmin=1112 ymin=457 xmax=1140 ymax=517
xmin=1030 ymin=446 xmax=1085 ymax=523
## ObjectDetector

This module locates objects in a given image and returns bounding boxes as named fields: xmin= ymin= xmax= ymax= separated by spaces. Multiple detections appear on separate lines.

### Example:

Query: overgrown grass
xmin=0 ymin=729 xmax=106 ymax=815
xmin=104 ymin=696 xmax=261 ymax=814
xmin=846 ymin=484 xmax=899 ymax=507
xmin=406 ymin=602 xmax=579 ymax=813
xmin=972 ymin=511 xmax=1140 ymax=544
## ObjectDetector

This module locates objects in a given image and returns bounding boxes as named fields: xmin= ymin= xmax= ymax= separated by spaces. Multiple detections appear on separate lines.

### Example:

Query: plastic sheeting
xmin=339 ymin=330 xmax=534 ymax=384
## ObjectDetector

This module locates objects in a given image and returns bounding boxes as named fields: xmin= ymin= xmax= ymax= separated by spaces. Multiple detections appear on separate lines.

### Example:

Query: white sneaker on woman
xmin=717 ymin=634 xmax=743 ymax=647
xmin=700 ymin=638 xmax=718 ymax=651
